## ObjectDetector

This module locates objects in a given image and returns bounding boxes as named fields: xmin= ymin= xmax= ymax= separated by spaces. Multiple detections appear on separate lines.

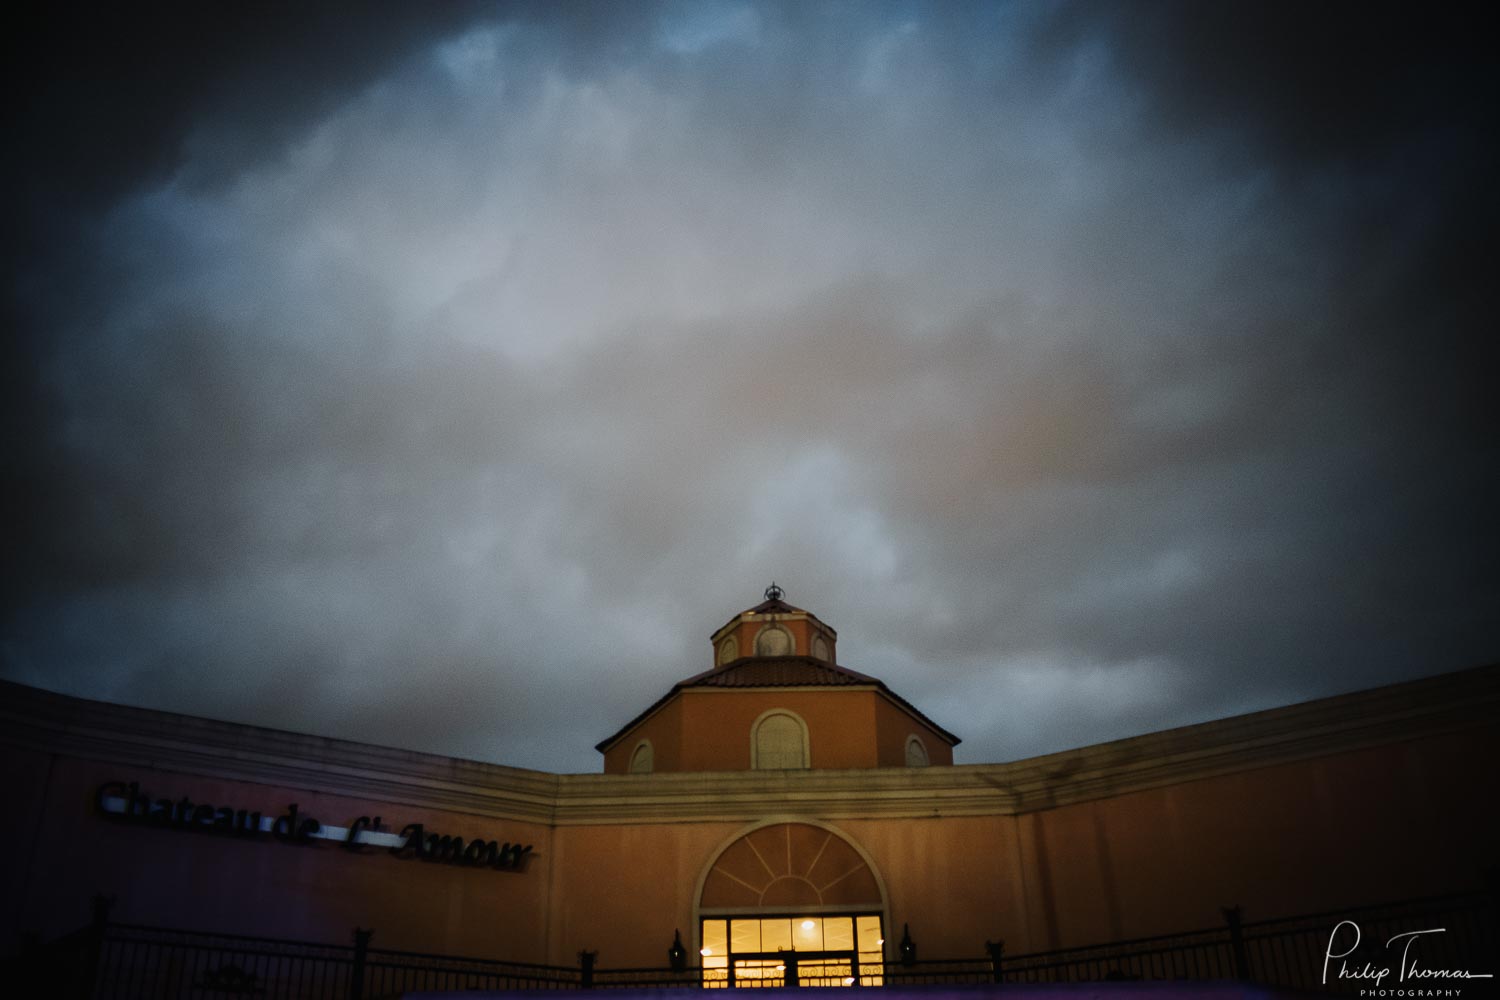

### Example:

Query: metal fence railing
xmin=1238 ymin=890 xmax=1498 ymax=994
xmin=92 ymin=924 xmax=357 ymax=1000
xmin=7 ymin=886 xmax=1493 ymax=997
xmin=996 ymin=922 xmax=1241 ymax=985
xmin=361 ymin=944 xmax=580 ymax=995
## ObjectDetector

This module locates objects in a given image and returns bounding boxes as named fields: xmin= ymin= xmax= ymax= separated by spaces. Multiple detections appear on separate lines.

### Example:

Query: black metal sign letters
xmin=95 ymin=781 xmax=534 ymax=873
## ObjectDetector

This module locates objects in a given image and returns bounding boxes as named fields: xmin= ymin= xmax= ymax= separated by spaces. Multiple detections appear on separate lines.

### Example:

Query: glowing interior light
xmin=801 ymin=919 xmax=816 ymax=931
xmin=877 ymin=939 xmax=884 ymax=946
xmin=700 ymin=948 xmax=712 ymax=956
xmin=843 ymin=978 xmax=855 ymax=985
xmin=776 ymin=964 xmax=785 ymax=972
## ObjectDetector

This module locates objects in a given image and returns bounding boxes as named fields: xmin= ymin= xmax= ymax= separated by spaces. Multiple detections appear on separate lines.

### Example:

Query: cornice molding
xmin=0 ymin=683 xmax=564 ymax=824
xmin=3 ymin=665 xmax=1494 ymax=828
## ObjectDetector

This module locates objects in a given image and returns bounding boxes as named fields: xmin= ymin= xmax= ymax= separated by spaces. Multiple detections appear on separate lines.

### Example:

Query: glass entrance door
xmin=701 ymin=914 xmax=884 ymax=988
xmin=729 ymin=951 xmax=856 ymax=987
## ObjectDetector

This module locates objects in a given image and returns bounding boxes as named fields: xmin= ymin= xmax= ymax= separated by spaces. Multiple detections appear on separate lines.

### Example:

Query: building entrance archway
xmin=696 ymin=822 xmax=888 ymax=987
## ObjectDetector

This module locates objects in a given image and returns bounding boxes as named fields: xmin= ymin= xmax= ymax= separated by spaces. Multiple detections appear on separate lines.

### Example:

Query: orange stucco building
xmin=2 ymin=587 xmax=1496 ymax=989
xmin=597 ymin=588 xmax=956 ymax=774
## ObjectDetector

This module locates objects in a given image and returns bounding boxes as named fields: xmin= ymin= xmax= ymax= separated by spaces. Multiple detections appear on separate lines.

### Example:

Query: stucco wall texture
xmin=4 ymin=683 xmax=1493 ymax=969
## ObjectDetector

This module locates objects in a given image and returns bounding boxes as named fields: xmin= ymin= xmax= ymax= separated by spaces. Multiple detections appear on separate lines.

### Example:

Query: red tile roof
xmin=595 ymin=656 xmax=960 ymax=753
xmin=686 ymin=655 xmax=876 ymax=688
xmin=746 ymin=595 xmax=803 ymax=615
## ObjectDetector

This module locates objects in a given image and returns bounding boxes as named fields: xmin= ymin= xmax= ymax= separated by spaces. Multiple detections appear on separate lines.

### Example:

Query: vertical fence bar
xmin=79 ymin=894 xmax=113 ymax=1000
xmin=1222 ymin=906 xmax=1249 ymax=980
xmin=985 ymin=940 xmax=1004 ymax=983
xmin=349 ymin=927 xmax=372 ymax=1000
xmin=134 ymin=937 xmax=150 ymax=998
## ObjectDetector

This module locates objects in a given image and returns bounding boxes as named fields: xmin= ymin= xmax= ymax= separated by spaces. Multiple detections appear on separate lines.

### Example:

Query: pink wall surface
xmin=9 ymin=755 xmax=552 ymax=958
xmin=5 ymin=708 xmax=1494 ymax=967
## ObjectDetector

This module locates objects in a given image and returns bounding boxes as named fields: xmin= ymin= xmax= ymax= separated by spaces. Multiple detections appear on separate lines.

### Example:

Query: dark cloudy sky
xmin=5 ymin=1 xmax=1495 ymax=774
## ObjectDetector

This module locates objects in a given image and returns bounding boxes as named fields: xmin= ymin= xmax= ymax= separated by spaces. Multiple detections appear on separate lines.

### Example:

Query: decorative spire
xmin=764 ymin=581 xmax=784 ymax=602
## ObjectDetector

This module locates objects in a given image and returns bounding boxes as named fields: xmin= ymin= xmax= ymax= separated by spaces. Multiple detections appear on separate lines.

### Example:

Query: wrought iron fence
xmin=10 ymin=886 xmax=1493 ymax=997
xmin=91 ymin=924 xmax=357 ymax=1000
xmin=986 ymin=889 xmax=1497 ymax=991
xmin=84 ymin=926 xmax=588 ymax=999
xmin=360 ymin=944 xmax=580 ymax=995
xmin=1238 ymin=890 xmax=1498 ymax=994
xmin=996 ymin=922 xmax=1242 ymax=985
xmin=877 ymin=958 xmax=991 ymax=987
xmin=590 ymin=966 xmax=703 ymax=989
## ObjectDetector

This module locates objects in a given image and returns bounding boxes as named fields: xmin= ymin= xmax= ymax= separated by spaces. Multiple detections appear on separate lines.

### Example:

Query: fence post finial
xmin=984 ymin=939 xmax=1004 ymax=983
xmin=1221 ymin=905 xmax=1249 ymax=980
xmin=90 ymin=894 xmax=115 ymax=929
xmin=80 ymin=895 xmax=115 ymax=1000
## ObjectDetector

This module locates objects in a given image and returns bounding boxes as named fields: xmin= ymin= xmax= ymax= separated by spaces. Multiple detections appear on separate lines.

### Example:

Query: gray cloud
xmin=5 ymin=2 xmax=1495 ymax=772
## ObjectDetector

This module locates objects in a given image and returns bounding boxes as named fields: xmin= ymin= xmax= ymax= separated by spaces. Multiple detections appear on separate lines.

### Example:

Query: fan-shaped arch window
xmin=754 ymin=624 xmax=793 ymax=656
xmin=752 ymin=710 xmax=809 ymax=770
xmin=717 ymin=635 xmax=740 ymax=666
xmin=904 ymin=735 xmax=929 ymax=768
xmin=629 ymin=740 xmax=654 ymax=773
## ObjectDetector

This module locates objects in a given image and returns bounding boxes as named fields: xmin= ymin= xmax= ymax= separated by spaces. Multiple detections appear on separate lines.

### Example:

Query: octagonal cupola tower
xmin=597 ymin=586 xmax=959 ymax=774
xmin=709 ymin=582 xmax=837 ymax=667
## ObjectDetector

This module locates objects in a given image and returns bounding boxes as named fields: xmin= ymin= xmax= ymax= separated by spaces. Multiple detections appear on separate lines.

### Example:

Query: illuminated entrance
xmin=697 ymin=823 xmax=888 ymax=988
xmin=700 ymin=913 xmax=885 ymax=987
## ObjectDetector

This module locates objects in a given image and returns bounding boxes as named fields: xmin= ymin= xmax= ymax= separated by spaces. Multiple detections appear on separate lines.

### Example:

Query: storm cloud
xmin=4 ymin=1 xmax=1495 ymax=772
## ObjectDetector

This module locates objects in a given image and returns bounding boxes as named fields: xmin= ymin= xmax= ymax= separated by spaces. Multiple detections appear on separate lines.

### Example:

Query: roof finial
xmin=764 ymin=581 xmax=783 ymax=602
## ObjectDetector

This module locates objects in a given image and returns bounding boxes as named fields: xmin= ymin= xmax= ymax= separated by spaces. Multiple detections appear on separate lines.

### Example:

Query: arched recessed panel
xmin=753 ymin=710 xmax=809 ymax=770
xmin=904 ymin=735 xmax=929 ymax=768
xmin=717 ymin=635 xmax=739 ymax=666
xmin=754 ymin=624 xmax=792 ymax=656
xmin=630 ymin=741 xmax=654 ymax=773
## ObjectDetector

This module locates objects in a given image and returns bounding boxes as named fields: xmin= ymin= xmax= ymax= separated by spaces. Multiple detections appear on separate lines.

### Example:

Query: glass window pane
xmin=800 ymin=959 xmax=846 ymax=986
xmin=793 ymin=916 xmax=822 ymax=951
xmin=760 ymin=918 xmax=791 ymax=954
xmin=702 ymin=920 xmax=727 ymax=959
xmin=823 ymin=916 xmax=853 ymax=950
xmin=731 ymin=919 xmax=761 ymax=954
xmin=737 ymin=958 xmax=783 ymax=987
xmin=707 ymin=912 xmax=885 ymax=986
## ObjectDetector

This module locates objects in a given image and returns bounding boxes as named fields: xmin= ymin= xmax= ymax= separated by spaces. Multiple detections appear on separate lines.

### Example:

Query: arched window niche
xmin=904 ymin=734 xmax=929 ymax=768
xmin=751 ymin=709 xmax=810 ymax=770
xmin=811 ymin=634 xmax=831 ymax=662
xmin=754 ymin=624 xmax=794 ymax=656
xmin=629 ymin=740 xmax=655 ymax=774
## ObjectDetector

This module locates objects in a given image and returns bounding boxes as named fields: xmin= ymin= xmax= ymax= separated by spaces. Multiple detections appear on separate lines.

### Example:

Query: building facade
xmin=2 ymin=589 xmax=1496 ymax=983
